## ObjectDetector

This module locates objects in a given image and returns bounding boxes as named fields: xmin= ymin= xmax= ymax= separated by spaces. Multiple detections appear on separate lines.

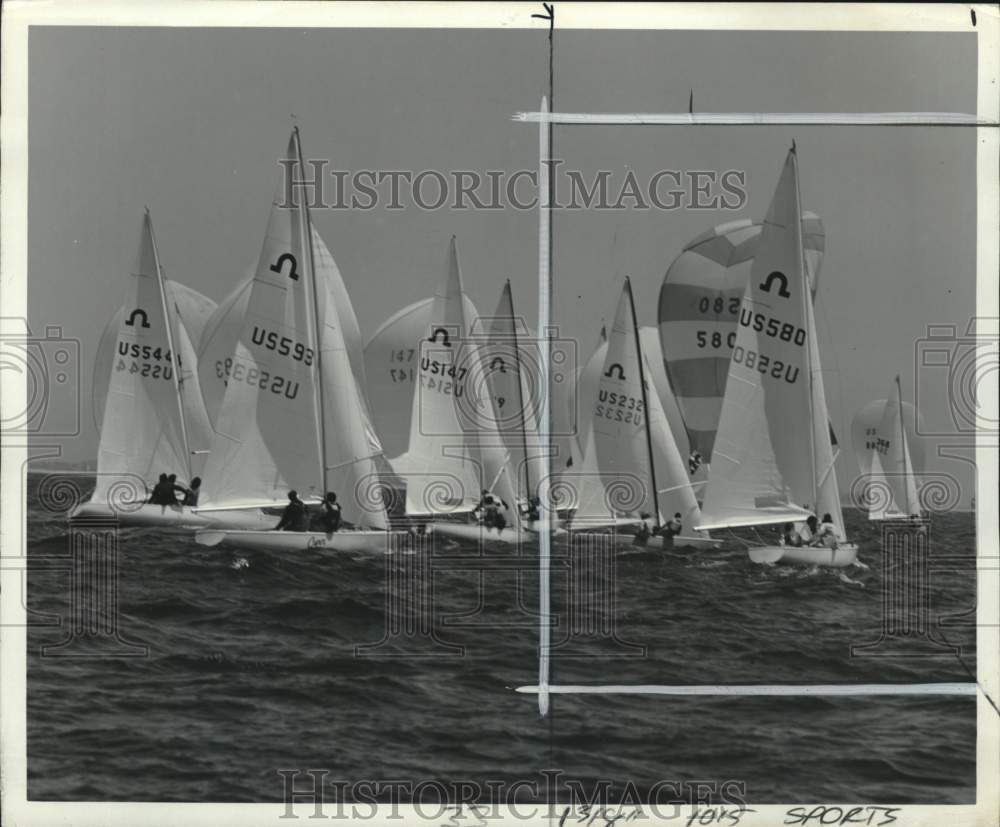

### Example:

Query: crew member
xmin=661 ymin=512 xmax=683 ymax=549
xmin=317 ymin=491 xmax=342 ymax=534
xmin=809 ymin=513 xmax=839 ymax=549
xmin=181 ymin=477 xmax=201 ymax=507
xmin=276 ymin=490 xmax=309 ymax=532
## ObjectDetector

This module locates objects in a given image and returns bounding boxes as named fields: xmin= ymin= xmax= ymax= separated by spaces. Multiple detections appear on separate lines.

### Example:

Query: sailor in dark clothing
xmin=166 ymin=474 xmax=186 ymax=505
xmin=633 ymin=513 xmax=653 ymax=547
xmin=523 ymin=496 xmax=541 ymax=523
xmin=148 ymin=474 xmax=171 ymax=505
xmin=276 ymin=490 xmax=309 ymax=531
xmin=181 ymin=477 xmax=201 ymax=507
xmin=661 ymin=512 xmax=683 ymax=549
xmin=476 ymin=489 xmax=503 ymax=528
xmin=316 ymin=491 xmax=342 ymax=534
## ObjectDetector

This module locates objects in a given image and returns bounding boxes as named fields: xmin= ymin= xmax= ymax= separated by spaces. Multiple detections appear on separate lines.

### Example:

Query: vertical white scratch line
xmin=537 ymin=95 xmax=551 ymax=719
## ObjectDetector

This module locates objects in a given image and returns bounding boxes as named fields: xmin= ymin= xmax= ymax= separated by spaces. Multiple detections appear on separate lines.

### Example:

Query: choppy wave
xmin=25 ymin=474 xmax=977 ymax=803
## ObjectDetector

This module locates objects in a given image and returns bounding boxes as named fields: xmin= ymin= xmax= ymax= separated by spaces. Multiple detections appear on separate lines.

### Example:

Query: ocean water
xmin=25 ymin=474 xmax=978 ymax=804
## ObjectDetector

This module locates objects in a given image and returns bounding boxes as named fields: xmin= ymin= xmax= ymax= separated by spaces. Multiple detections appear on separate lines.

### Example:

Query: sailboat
xmin=72 ymin=210 xmax=268 ymax=528
xmin=567 ymin=278 xmax=718 ymax=550
xmin=852 ymin=376 xmax=923 ymax=521
xmin=194 ymin=129 xmax=400 ymax=551
xmin=480 ymin=279 xmax=545 ymax=507
xmin=392 ymin=237 xmax=534 ymax=546
xmin=658 ymin=213 xmax=826 ymax=473
xmin=696 ymin=146 xmax=858 ymax=567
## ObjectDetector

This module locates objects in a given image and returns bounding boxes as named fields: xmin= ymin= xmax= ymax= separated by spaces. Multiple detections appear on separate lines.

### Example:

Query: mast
xmin=793 ymin=144 xmax=818 ymax=512
xmin=896 ymin=374 xmax=909 ymax=512
xmin=293 ymin=126 xmax=328 ymax=495
xmin=506 ymin=280 xmax=533 ymax=499
xmin=147 ymin=208 xmax=193 ymax=482
xmin=625 ymin=276 xmax=661 ymax=529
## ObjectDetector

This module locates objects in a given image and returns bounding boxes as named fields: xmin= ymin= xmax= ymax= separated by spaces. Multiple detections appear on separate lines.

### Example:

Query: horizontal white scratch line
xmin=515 ymin=683 xmax=978 ymax=696
xmin=513 ymin=112 xmax=990 ymax=126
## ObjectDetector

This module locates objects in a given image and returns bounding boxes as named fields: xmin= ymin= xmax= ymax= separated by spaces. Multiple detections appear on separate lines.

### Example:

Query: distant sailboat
xmin=72 ymin=210 xmax=266 ymax=528
xmin=852 ymin=376 xmax=923 ymax=521
xmin=568 ymin=278 xmax=717 ymax=549
xmin=696 ymin=147 xmax=858 ymax=567
xmin=195 ymin=129 xmax=400 ymax=551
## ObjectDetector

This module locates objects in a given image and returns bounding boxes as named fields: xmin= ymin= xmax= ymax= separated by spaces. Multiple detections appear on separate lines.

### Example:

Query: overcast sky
xmin=28 ymin=24 xmax=978 ymax=501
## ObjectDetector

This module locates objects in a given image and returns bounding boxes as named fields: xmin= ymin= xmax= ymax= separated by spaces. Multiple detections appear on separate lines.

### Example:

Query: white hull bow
xmin=70 ymin=501 xmax=269 ymax=530
xmin=749 ymin=543 xmax=859 ymax=568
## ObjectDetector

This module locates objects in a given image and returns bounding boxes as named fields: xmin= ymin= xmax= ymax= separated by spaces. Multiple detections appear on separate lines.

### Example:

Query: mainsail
xmin=698 ymin=148 xmax=840 ymax=533
xmin=363 ymin=292 xmax=478 ymax=460
xmin=481 ymin=280 xmax=543 ymax=502
xmin=394 ymin=237 xmax=514 ymax=520
xmin=197 ymin=227 xmax=368 ymax=427
xmin=92 ymin=210 xmax=210 ymax=503
xmin=200 ymin=130 xmax=386 ymax=529
xmin=571 ymin=279 xmax=704 ymax=531
xmin=92 ymin=281 xmax=217 ymax=434
xmin=658 ymin=213 xmax=824 ymax=465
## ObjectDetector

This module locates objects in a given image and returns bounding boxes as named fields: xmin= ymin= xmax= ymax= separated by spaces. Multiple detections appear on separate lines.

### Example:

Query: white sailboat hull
xmin=428 ymin=521 xmax=539 ymax=546
xmin=749 ymin=543 xmax=859 ymax=568
xmin=643 ymin=534 xmax=722 ymax=551
xmin=70 ymin=501 xmax=270 ymax=530
xmin=194 ymin=528 xmax=409 ymax=552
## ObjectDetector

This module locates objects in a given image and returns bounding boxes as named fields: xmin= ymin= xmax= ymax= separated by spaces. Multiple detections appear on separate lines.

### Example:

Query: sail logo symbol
xmin=269 ymin=252 xmax=299 ymax=281
xmin=428 ymin=327 xmax=452 ymax=347
xmin=124 ymin=308 xmax=150 ymax=329
xmin=759 ymin=271 xmax=791 ymax=299
xmin=604 ymin=363 xmax=626 ymax=380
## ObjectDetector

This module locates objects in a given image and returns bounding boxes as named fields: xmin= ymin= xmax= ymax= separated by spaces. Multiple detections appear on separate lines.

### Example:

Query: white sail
xmin=564 ymin=420 xmax=614 ymax=523
xmin=172 ymin=312 xmax=214 ymax=479
xmin=482 ymin=281 xmax=544 ymax=502
xmin=200 ymin=131 xmax=387 ymax=528
xmin=396 ymin=237 xmax=486 ymax=515
xmin=92 ymin=211 xmax=197 ymax=503
xmin=863 ymin=377 xmax=921 ymax=520
xmin=316 ymin=261 xmax=388 ymax=529
xmin=805 ymin=279 xmax=846 ymax=540
xmin=698 ymin=149 xmax=818 ymax=530
xmin=363 ymin=293 xmax=479 ymax=460
xmin=591 ymin=281 xmax=703 ymax=529
xmin=93 ymin=281 xmax=217 ymax=434
xmin=197 ymin=228 xmax=366 ymax=428
xmin=197 ymin=273 xmax=254 ymax=425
